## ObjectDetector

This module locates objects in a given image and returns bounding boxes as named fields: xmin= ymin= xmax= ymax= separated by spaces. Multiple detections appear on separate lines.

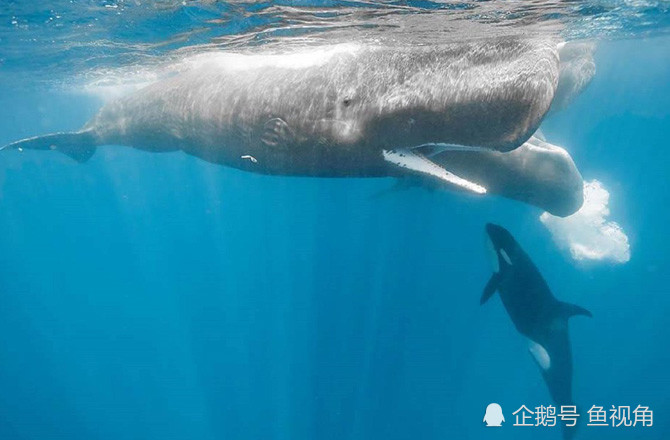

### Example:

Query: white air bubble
xmin=540 ymin=179 xmax=630 ymax=264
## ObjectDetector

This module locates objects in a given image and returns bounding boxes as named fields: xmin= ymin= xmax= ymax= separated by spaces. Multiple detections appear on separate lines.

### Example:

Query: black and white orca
xmin=482 ymin=223 xmax=592 ymax=439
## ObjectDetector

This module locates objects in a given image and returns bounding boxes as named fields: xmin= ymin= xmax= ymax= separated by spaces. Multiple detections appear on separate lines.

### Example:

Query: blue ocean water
xmin=0 ymin=3 xmax=669 ymax=440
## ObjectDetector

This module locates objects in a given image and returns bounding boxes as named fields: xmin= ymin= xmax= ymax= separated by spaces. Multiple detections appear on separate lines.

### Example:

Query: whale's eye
xmin=342 ymin=98 xmax=352 ymax=107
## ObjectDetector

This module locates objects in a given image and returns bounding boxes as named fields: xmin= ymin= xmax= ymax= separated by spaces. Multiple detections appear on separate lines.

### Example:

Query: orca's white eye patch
xmin=499 ymin=248 xmax=512 ymax=265
xmin=486 ymin=235 xmax=499 ymax=273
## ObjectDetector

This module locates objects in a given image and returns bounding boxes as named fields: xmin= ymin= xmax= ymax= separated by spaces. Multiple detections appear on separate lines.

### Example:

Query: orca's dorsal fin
xmin=480 ymin=272 xmax=500 ymax=305
xmin=559 ymin=301 xmax=593 ymax=319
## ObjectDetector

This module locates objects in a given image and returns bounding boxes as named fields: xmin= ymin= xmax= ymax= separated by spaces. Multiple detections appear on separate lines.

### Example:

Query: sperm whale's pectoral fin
xmin=480 ymin=272 xmax=500 ymax=305
xmin=1 ymin=131 xmax=97 ymax=163
xmin=559 ymin=301 xmax=593 ymax=319
xmin=383 ymin=148 xmax=487 ymax=194
xmin=369 ymin=178 xmax=419 ymax=200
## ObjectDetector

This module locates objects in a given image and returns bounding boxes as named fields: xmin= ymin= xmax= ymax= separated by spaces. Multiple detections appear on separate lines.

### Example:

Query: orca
xmin=482 ymin=223 xmax=592 ymax=439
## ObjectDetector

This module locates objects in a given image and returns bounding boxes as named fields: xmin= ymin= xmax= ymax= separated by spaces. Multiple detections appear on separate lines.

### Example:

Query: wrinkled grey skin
xmin=431 ymin=135 xmax=584 ymax=216
xmin=4 ymin=37 xmax=560 ymax=173
xmin=5 ymin=37 xmax=581 ymax=214
xmin=551 ymin=42 xmax=596 ymax=111
xmin=89 ymin=38 xmax=558 ymax=176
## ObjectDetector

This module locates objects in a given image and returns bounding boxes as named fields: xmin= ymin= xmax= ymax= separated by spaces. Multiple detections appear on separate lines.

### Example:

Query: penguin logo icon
xmin=483 ymin=403 xmax=505 ymax=427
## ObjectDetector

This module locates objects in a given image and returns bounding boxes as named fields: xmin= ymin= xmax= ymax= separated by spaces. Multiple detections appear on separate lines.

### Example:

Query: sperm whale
xmin=3 ymin=37 xmax=561 ymax=196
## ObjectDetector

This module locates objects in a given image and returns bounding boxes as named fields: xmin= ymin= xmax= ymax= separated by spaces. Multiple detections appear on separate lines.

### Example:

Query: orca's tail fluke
xmin=1 ymin=130 xmax=98 ymax=163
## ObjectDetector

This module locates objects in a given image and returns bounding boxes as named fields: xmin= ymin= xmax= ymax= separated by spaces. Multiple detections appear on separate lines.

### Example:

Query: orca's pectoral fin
xmin=480 ymin=273 xmax=500 ymax=305
xmin=1 ymin=130 xmax=97 ymax=163
xmin=383 ymin=148 xmax=487 ymax=194
xmin=559 ymin=301 xmax=593 ymax=319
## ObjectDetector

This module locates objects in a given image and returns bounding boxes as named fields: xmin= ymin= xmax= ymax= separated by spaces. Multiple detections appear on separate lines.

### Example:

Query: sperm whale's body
xmin=4 ymin=38 xmax=569 ymax=205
